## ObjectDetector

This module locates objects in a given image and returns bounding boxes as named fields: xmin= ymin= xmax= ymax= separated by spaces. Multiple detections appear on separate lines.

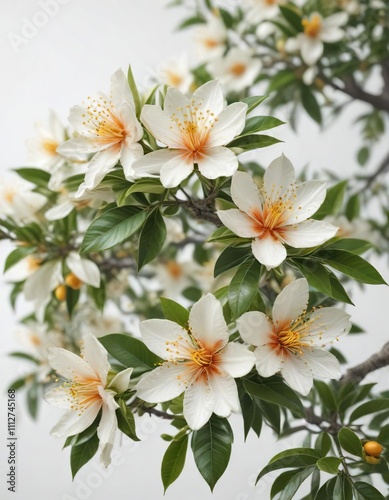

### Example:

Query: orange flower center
xmin=191 ymin=347 xmax=213 ymax=367
xmin=230 ymin=62 xmax=247 ymax=77
xmin=42 ymin=139 xmax=59 ymax=156
xmin=166 ymin=261 xmax=183 ymax=279
xmin=165 ymin=71 xmax=184 ymax=88
xmin=203 ymin=38 xmax=219 ymax=49
xmin=67 ymin=376 xmax=102 ymax=414
xmin=302 ymin=14 xmax=322 ymax=38
xmin=82 ymin=96 xmax=127 ymax=146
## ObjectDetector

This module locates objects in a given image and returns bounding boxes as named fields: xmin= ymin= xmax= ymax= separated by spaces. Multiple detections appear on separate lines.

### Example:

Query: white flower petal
xmin=120 ymin=141 xmax=144 ymax=181
xmin=218 ymin=342 xmax=255 ymax=377
xmin=140 ymin=105 xmax=182 ymax=148
xmin=281 ymin=355 xmax=313 ymax=396
xmin=283 ymin=180 xmax=327 ymax=225
xmin=140 ymin=319 xmax=192 ymax=360
xmin=132 ymin=149 xmax=180 ymax=178
xmin=81 ymin=334 xmax=110 ymax=383
xmin=272 ymin=279 xmax=309 ymax=330
xmin=77 ymin=146 xmax=121 ymax=195
xmin=320 ymin=27 xmax=345 ymax=43
xmin=109 ymin=368 xmax=133 ymax=393
xmin=160 ymin=153 xmax=194 ymax=188
xmin=50 ymin=402 xmax=101 ymax=437
xmin=237 ymin=311 xmax=274 ymax=347
xmin=231 ymin=171 xmax=263 ymax=215
xmin=48 ymin=346 xmax=96 ymax=380
xmin=323 ymin=12 xmax=348 ymax=28
xmin=192 ymin=80 xmax=224 ymax=116
xmin=44 ymin=386 xmax=73 ymax=409
xmin=208 ymin=371 xmax=240 ymax=417
xmin=57 ymin=137 xmax=102 ymax=159
xmin=110 ymin=68 xmax=135 ymax=111
xmin=208 ymin=102 xmax=247 ymax=147
xmin=305 ymin=307 xmax=351 ymax=344
xmin=217 ymin=209 xmax=259 ymax=238
xmin=253 ymin=344 xmax=283 ymax=378
xmin=66 ymin=252 xmax=101 ymax=288
xmin=196 ymin=146 xmax=238 ymax=179
xmin=136 ymin=363 xmax=188 ymax=403
xmin=97 ymin=389 xmax=119 ymax=467
xmin=189 ymin=294 xmax=229 ymax=349
xmin=302 ymin=348 xmax=341 ymax=379
xmin=163 ymin=87 xmax=191 ymax=117
xmin=24 ymin=260 xmax=62 ymax=301
xmin=282 ymin=220 xmax=338 ymax=248
xmin=183 ymin=378 xmax=214 ymax=430
xmin=300 ymin=37 xmax=323 ymax=66
xmin=263 ymin=154 xmax=296 ymax=205
xmin=5 ymin=256 xmax=35 ymax=282
xmin=45 ymin=200 xmax=74 ymax=221
xmin=251 ymin=236 xmax=287 ymax=270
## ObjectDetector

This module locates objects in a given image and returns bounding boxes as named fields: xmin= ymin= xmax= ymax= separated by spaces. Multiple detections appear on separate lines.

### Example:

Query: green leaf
xmin=26 ymin=382 xmax=39 ymax=419
xmin=257 ymin=448 xmax=321 ymax=482
xmin=98 ymin=334 xmax=162 ymax=377
xmin=314 ymin=180 xmax=347 ymax=219
xmin=14 ymin=168 xmax=51 ymax=188
xmin=127 ymin=65 xmax=141 ymax=117
xmin=219 ymin=7 xmax=234 ymax=28
xmin=228 ymin=259 xmax=261 ymax=318
xmin=291 ymin=259 xmax=353 ymax=305
xmin=9 ymin=352 xmax=40 ymax=364
xmin=137 ymin=209 xmax=166 ymax=270
xmin=242 ymin=95 xmax=268 ymax=114
xmin=357 ymin=146 xmax=370 ymax=166
xmin=243 ymin=378 xmax=305 ymax=418
xmin=349 ymin=399 xmax=389 ymax=424
xmin=228 ymin=134 xmax=282 ymax=153
xmin=71 ymin=433 xmax=99 ymax=479
xmin=240 ymin=116 xmax=285 ymax=137
xmin=4 ymin=246 xmax=35 ymax=273
xmin=191 ymin=415 xmax=233 ymax=491
xmin=207 ymin=226 xmax=241 ymax=245
xmin=278 ymin=466 xmax=316 ymax=500
xmin=326 ymin=238 xmax=372 ymax=255
xmin=66 ymin=287 xmax=80 ymax=317
xmin=64 ymin=420 xmax=100 ymax=448
xmin=318 ymin=250 xmax=387 ymax=285
xmin=353 ymin=481 xmax=386 ymax=499
xmin=345 ymin=193 xmax=361 ymax=220
xmin=314 ymin=380 xmax=337 ymax=413
xmin=125 ymin=179 xmax=165 ymax=196
xmin=315 ymin=432 xmax=332 ymax=456
xmin=177 ymin=15 xmax=206 ymax=30
xmin=316 ymin=457 xmax=342 ymax=474
xmin=238 ymin=385 xmax=255 ymax=440
xmin=279 ymin=5 xmax=302 ymax=32
xmin=214 ymin=245 xmax=251 ymax=277
xmin=268 ymin=70 xmax=297 ymax=92
xmin=160 ymin=297 xmax=189 ymax=326
xmin=271 ymin=469 xmax=304 ymax=499
xmin=161 ymin=434 xmax=188 ymax=492
xmin=81 ymin=206 xmax=147 ymax=253
xmin=338 ymin=428 xmax=364 ymax=457
xmin=301 ymin=85 xmax=322 ymax=124
xmin=116 ymin=400 xmax=139 ymax=441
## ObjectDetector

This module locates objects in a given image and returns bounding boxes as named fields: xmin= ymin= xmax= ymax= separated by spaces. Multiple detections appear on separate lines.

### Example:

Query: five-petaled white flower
xmin=243 ymin=0 xmax=285 ymax=24
xmin=195 ymin=17 xmax=227 ymax=62
xmin=237 ymin=278 xmax=351 ymax=395
xmin=45 ymin=333 xmax=133 ymax=467
xmin=132 ymin=80 xmax=248 ymax=188
xmin=157 ymin=55 xmax=194 ymax=94
xmin=207 ymin=48 xmax=262 ymax=94
xmin=217 ymin=155 xmax=338 ymax=270
xmin=57 ymin=69 xmax=144 ymax=197
xmin=285 ymin=12 xmax=348 ymax=66
xmin=0 ymin=176 xmax=47 ymax=225
xmin=136 ymin=293 xmax=255 ymax=430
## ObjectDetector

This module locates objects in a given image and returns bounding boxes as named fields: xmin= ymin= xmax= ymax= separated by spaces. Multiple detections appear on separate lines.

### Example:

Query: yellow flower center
xmin=29 ymin=333 xmax=42 ymax=347
xmin=42 ymin=139 xmax=59 ymax=156
xmin=27 ymin=256 xmax=42 ymax=272
xmin=67 ymin=376 xmax=101 ymax=414
xmin=230 ymin=62 xmax=247 ymax=77
xmin=82 ymin=96 xmax=127 ymax=146
xmin=278 ymin=329 xmax=305 ymax=354
xmin=203 ymin=38 xmax=219 ymax=49
xmin=302 ymin=14 xmax=322 ymax=38
xmin=191 ymin=348 xmax=213 ymax=367
xmin=165 ymin=71 xmax=184 ymax=88
xmin=265 ymin=0 xmax=277 ymax=5
xmin=4 ymin=188 xmax=15 ymax=204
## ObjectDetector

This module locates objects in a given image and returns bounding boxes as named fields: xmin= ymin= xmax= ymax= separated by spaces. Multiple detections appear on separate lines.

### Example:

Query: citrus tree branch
xmin=341 ymin=341 xmax=389 ymax=385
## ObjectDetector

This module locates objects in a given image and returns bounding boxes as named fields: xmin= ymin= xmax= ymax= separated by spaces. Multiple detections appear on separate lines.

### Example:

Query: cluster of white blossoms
xmin=46 ymin=280 xmax=350 ymax=461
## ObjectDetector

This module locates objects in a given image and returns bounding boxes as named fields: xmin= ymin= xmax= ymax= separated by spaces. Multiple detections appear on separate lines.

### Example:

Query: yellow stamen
xmin=191 ymin=348 xmax=213 ymax=367
xmin=302 ymin=14 xmax=322 ymax=38
xmin=42 ymin=139 xmax=59 ymax=156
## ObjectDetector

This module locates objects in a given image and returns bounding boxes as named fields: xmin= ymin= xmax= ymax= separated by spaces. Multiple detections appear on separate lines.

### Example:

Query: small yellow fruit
xmin=55 ymin=284 xmax=67 ymax=301
xmin=365 ymin=455 xmax=381 ymax=464
xmin=364 ymin=441 xmax=383 ymax=458
xmin=64 ymin=273 xmax=83 ymax=290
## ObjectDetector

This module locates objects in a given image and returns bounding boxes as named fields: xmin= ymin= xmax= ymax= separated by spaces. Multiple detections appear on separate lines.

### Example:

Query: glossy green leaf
xmin=278 ymin=466 xmax=316 ymax=500
xmin=81 ymin=206 xmax=147 ymax=253
xmin=314 ymin=180 xmax=347 ymax=220
xmin=14 ymin=167 xmax=51 ymax=188
xmin=315 ymin=432 xmax=332 ymax=457
xmin=316 ymin=457 xmax=342 ymax=474
xmin=301 ymin=85 xmax=322 ymax=124
xmin=228 ymin=134 xmax=282 ymax=153
xmin=240 ymin=116 xmax=285 ymax=137
xmin=71 ymin=433 xmax=99 ymax=479
xmin=125 ymin=179 xmax=165 ymax=196
xmin=354 ymin=481 xmax=386 ymax=499
xmin=191 ymin=415 xmax=233 ymax=491
xmin=242 ymin=95 xmax=268 ymax=114
xmin=325 ymin=238 xmax=372 ymax=255
xmin=116 ymin=400 xmax=139 ymax=441
xmin=177 ymin=15 xmax=206 ymax=30
xmin=160 ymin=297 xmax=189 ymax=326
xmin=214 ymin=245 xmax=251 ymax=277
xmin=271 ymin=469 xmax=304 ymax=499
xmin=338 ymin=428 xmax=363 ymax=457
xmin=243 ymin=378 xmax=305 ymax=418
xmin=268 ymin=70 xmax=297 ymax=92
xmin=349 ymin=399 xmax=389 ymax=424
xmin=279 ymin=5 xmax=302 ymax=32
xmin=137 ymin=209 xmax=166 ymax=270
xmin=357 ymin=146 xmax=370 ymax=166
xmin=127 ymin=65 xmax=141 ymax=117
xmin=257 ymin=448 xmax=321 ymax=482
xmin=4 ymin=246 xmax=35 ymax=273
xmin=98 ymin=334 xmax=162 ymax=377
xmin=228 ymin=259 xmax=261 ymax=318
xmin=161 ymin=434 xmax=188 ymax=492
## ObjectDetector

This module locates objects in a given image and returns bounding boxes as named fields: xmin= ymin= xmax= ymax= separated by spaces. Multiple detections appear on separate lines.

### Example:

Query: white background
xmin=0 ymin=1 xmax=388 ymax=499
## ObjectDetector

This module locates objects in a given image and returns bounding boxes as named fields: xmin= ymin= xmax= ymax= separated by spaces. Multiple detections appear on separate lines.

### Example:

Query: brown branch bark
xmin=341 ymin=341 xmax=389 ymax=385
xmin=178 ymin=197 xmax=222 ymax=227
xmin=358 ymin=151 xmax=389 ymax=193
